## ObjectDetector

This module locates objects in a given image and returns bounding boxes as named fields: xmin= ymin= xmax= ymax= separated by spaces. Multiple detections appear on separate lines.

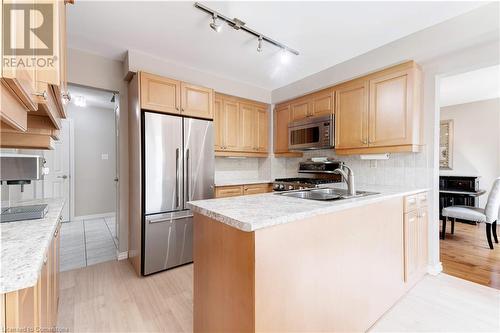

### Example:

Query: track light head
xmin=257 ymin=36 xmax=263 ymax=53
xmin=280 ymin=49 xmax=290 ymax=64
xmin=209 ymin=14 xmax=221 ymax=32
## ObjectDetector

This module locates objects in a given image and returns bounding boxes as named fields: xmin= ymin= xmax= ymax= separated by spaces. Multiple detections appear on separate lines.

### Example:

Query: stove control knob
xmin=273 ymin=184 xmax=280 ymax=190
xmin=279 ymin=184 xmax=285 ymax=190
xmin=299 ymin=186 xmax=304 ymax=190
xmin=288 ymin=185 xmax=294 ymax=190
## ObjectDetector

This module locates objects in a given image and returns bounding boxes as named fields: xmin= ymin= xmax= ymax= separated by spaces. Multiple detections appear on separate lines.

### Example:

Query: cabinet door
xmin=140 ymin=72 xmax=180 ymax=114
xmin=223 ymin=100 xmax=240 ymax=150
xmin=290 ymin=98 xmax=310 ymax=121
xmin=4 ymin=287 xmax=37 ymax=330
xmin=39 ymin=247 xmax=51 ymax=328
xmin=2 ymin=0 xmax=37 ymax=111
xmin=335 ymin=80 xmax=369 ymax=149
xmin=52 ymin=223 xmax=61 ymax=323
xmin=404 ymin=210 xmax=419 ymax=283
xmin=239 ymin=103 xmax=256 ymax=151
xmin=274 ymin=104 xmax=291 ymax=153
xmin=256 ymin=107 xmax=269 ymax=152
xmin=417 ymin=208 xmax=428 ymax=274
xmin=215 ymin=186 xmax=243 ymax=198
xmin=311 ymin=90 xmax=334 ymax=117
xmin=368 ymin=69 xmax=414 ymax=147
xmin=214 ymin=98 xmax=224 ymax=150
xmin=181 ymin=82 xmax=213 ymax=120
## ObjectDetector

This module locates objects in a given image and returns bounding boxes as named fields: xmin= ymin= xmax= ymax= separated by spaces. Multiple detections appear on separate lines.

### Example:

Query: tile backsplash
xmin=215 ymin=149 xmax=430 ymax=188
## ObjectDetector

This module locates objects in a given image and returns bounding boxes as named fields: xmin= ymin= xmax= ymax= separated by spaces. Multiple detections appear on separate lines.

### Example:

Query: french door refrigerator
xmin=142 ymin=111 xmax=214 ymax=275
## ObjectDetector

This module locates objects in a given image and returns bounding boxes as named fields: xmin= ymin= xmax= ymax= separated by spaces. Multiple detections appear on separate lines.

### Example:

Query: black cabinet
xmin=439 ymin=176 xmax=484 ymax=223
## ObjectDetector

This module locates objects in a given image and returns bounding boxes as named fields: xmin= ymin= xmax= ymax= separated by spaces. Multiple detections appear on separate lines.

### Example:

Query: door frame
xmin=66 ymin=84 xmax=120 ymax=229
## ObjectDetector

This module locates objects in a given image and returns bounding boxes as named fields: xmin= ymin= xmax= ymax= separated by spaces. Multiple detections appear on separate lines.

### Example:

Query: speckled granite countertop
xmin=188 ymin=184 xmax=428 ymax=232
xmin=215 ymin=179 xmax=273 ymax=186
xmin=1 ymin=198 xmax=65 ymax=293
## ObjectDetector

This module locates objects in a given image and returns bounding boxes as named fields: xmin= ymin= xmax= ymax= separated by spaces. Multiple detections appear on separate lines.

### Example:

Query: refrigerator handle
xmin=175 ymin=148 xmax=180 ymax=208
xmin=186 ymin=148 xmax=190 ymax=202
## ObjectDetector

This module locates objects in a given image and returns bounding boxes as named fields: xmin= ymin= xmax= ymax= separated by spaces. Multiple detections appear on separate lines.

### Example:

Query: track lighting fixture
xmin=209 ymin=14 xmax=221 ymax=32
xmin=257 ymin=36 xmax=263 ymax=52
xmin=194 ymin=2 xmax=299 ymax=58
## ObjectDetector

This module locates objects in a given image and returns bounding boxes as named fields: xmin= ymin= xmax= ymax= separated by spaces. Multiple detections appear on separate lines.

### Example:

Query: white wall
xmin=125 ymin=49 xmax=271 ymax=103
xmin=67 ymin=104 xmax=117 ymax=216
xmin=440 ymin=98 xmax=500 ymax=206
xmin=67 ymin=48 xmax=129 ymax=253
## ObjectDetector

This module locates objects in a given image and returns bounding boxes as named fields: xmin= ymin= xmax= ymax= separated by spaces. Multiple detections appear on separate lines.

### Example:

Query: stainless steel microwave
xmin=288 ymin=114 xmax=334 ymax=150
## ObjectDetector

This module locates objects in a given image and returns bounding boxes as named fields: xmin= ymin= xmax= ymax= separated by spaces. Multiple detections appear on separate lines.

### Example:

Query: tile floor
xmin=60 ymin=216 xmax=117 ymax=272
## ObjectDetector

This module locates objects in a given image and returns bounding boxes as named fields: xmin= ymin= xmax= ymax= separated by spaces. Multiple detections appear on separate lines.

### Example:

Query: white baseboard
xmin=116 ymin=251 xmax=128 ymax=261
xmin=72 ymin=212 xmax=116 ymax=221
xmin=427 ymin=262 xmax=443 ymax=275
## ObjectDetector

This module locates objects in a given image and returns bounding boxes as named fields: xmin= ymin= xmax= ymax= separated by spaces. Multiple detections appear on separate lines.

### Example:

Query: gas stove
xmin=273 ymin=159 xmax=344 ymax=191
xmin=273 ymin=178 xmax=340 ymax=191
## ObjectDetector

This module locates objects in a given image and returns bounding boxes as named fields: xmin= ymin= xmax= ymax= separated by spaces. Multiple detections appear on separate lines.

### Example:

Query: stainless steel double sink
xmin=276 ymin=188 xmax=379 ymax=201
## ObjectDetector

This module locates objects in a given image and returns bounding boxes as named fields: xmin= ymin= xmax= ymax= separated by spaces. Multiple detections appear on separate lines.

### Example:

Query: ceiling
xmin=68 ymin=85 xmax=116 ymax=109
xmin=440 ymin=65 xmax=500 ymax=107
xmin=67 ymin=1 xmax=487 ymax=90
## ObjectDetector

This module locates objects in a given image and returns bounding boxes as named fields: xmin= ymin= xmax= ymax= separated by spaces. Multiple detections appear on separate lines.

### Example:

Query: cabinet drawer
xmin=243 ymin=184 xmax=270 ymax=195
xmin=404 ymin=194 xmax=418 ymax=213
xmin=404 ymin=191 xmax=428 ymax=213
xmin=215 ymin=186 xmax=244 ymax=198
xmin=417 ymin=192 xmax=428 ymax=208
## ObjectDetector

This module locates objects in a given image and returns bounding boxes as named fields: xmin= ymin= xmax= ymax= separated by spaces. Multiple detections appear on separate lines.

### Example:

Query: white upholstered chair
xmin=441 ymin=177 xmax=500 ymax=249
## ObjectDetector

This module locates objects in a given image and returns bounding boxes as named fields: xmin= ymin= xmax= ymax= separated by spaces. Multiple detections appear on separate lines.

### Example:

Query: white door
xmin=114 ymin=99 xmax=120 ymax=241
xmin=43 ymin=120 xmax=71 ymax=221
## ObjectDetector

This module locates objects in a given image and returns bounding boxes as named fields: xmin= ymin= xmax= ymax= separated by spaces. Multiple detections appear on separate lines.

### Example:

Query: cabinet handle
xmin=35 ymin=91 xmax=48 ymax=100
xmin=176 ymin=107 xmax=179 ymax=111
xmin=181 ymin=108 xmax=185 ymax=112
xmin=43 ymin=255 xmax=48 ymax=264
xmin=61 ymin=91 xmax=71 ymax=103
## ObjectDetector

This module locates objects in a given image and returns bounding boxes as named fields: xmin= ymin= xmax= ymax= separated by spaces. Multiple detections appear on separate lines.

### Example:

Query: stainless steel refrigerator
xmin=142 ymin=112 xmax=214 ymax=275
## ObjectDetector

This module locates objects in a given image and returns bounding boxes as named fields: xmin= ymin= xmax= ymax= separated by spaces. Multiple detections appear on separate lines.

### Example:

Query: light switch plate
xmin=101 ymin=154 xmax=109 ymax=160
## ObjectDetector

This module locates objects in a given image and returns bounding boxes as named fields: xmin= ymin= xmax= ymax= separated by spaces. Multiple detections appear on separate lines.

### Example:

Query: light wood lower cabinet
xmin=215 ymin=183 xmax=272 ymax=198
xmin=404 ymin=192 xmax=428 ymax=285
xmin=3 ymin=222 xmax=61 ymax=331
xmin=214 ymin=93 xmax=269 ymax=157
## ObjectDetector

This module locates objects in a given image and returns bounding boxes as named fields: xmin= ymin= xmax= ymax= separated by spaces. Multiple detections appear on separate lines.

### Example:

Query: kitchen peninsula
xmin=188 ymin=185 xmax=429 ymax=332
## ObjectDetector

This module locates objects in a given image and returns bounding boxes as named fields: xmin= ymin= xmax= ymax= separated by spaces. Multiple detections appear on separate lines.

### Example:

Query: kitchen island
xmin=188 ymin=185 xmax=429 ymax=332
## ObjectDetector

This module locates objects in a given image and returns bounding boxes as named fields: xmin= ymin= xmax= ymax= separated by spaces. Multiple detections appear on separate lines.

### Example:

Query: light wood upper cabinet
xmin=214 ymin=93 xmax=269 ymax=157
xmin=1 ymin=0 xmax=37 ymax=111
xmin=369 ymin=69 xmax=416 ymax=147
xmin=335 ymin=79 xmax=369 ymax=149
xmin=274 ymin=104 xmax=291 ymax=154
xmin=140 ymin=72 xmax=181 ymax=114
xmin=290 ymin=98 xmax=310 ymax=121
xmin=239 ymin=103 xmax=256 ymax=151
xmin=181 ymin=82 xmax=213 ymax=119
xmin=214 ymin=98 xmax=223 ymax=150
xmin=223 ymin=99 xmax=240 ymax=151
xmin=274 ymin=61 xmax=422 ymax=155
xmin=256 ymin=107 xmax=269 ymax=152
xmin=310 ymin=89 xmax=334 ymax=117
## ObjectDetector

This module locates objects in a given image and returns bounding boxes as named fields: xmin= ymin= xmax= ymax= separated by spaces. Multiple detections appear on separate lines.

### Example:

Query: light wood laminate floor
xmin=440 ymin=221 xmax=500 ymax=289
xmin=57 ymin=260 xmax=499 ymax=332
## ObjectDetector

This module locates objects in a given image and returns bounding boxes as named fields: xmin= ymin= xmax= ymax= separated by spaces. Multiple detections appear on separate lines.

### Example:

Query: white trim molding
xmin=116 ymin=251 xmax=128 ymax=261
xmin=427 ymin=262 xmax=443 ymax=276
xmin=72 ymin=212 xmax=116 ymax=221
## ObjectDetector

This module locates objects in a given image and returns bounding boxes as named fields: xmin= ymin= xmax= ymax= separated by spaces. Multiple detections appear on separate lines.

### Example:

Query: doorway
xmin=46 ymin=84 xmax=120 ymax=271
xmin=438 ymin=65 xmax=500 ymax=289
